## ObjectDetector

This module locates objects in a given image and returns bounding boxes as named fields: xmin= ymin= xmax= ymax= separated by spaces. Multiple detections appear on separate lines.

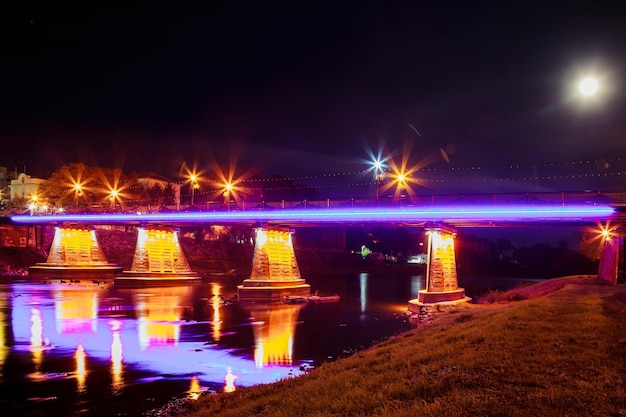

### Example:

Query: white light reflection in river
xmin=110 ymin=320 xmax=124 ymax=395
xmin=359 ymin=273 xmax=367 ymax=315
xmin=224 ymin=368 xmax=237 ymax=393
xmin=30 ymin=308 xmax=44 ymax=372
xmin=411 ymin=275 xmax=424 ymax=298
xmin=75 ymin=344 xmax=87 ymax=393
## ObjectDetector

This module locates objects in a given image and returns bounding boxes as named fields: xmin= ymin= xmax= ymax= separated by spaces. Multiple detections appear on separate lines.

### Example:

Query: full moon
xmin=578 ymin=76 xmax=599 ymax=96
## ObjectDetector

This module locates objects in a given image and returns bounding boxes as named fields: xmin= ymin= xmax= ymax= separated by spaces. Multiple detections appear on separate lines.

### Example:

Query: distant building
xmin=0 ymin=167 xmax=10 ymax=206
xmin=10 ymin=173 xmax=47 ymax=201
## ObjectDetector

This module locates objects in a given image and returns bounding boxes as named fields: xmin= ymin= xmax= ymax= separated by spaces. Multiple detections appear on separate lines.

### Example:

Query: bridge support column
xmin=29 ymin=225 xmax=122 ymax=279
xmin=238 ymin=226 xmax=311 ymax=301
xmin=408 ymin=225 xmax=470 ymax=313
xmin=115 ymin=226 xmax=200 ymax=287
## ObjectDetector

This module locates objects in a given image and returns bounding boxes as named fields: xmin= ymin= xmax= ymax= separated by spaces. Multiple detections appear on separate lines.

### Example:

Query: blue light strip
xmin=9 ymin=204 xmax=615 ymax=225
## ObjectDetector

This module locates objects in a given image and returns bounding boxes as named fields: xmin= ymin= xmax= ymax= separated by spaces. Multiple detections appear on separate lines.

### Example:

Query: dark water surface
xmin=0 ymin=272 xmax=535 ymax=416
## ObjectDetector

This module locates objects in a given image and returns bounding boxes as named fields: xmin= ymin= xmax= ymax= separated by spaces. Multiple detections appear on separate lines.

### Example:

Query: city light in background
xmin=189 ymin=173 xmax=200 ymax=206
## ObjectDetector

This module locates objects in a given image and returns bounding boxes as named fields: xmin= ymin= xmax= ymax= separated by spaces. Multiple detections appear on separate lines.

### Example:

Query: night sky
xmin=2 ymin=1 xmax=625 ymax=193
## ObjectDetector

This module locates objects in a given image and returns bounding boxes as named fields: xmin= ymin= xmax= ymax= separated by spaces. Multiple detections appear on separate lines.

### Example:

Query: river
xmin=0 ymin=271 xmax=538 ymax=416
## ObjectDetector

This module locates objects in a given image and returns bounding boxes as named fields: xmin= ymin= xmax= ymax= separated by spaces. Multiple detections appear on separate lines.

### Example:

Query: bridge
xmin=6 ymin=196 xmax=622 ymax=308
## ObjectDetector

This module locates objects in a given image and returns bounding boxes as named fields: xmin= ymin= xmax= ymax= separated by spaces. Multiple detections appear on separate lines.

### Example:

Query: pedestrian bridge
xmin=6 ymin=202 xmax=620 ymax=306
xmin=7 ymin=203 xmax=617 ymax=228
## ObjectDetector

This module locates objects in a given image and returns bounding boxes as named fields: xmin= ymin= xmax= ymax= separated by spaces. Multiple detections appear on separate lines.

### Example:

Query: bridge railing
xmin=194 ymin=191 xmax=626 ymax=212
xmin=5 ymin=191 xmax=626 ymax=217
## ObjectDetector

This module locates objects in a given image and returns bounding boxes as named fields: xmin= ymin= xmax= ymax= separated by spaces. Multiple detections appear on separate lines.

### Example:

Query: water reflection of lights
xmin=30 ymin=308 xmax=44 ymax=371
xmin=224 ymin=368 xmax=237 ymax=393
xmin=134 ymin=286 xmax=192 ymax=349
xmin=54 ymin=288 xmax=98 ymax=334
xmin=411 ymin=275 xmax=423 ymax=299
xmin=75 ymin=344 xmax=87 ymax=393
xmin=10 ymin=282 xmax=311 ymax=398
xmin=188 ymin=375 xmax=203 ymax=400
xmin=243 ymin=304 xmax=302 ymax=369
xmin=211 ymin=283 xmax=222 ymax=342
xmin=110 ymin=320 xmax=124 ymax=395
xmin=359 ymin=273 xmax=367 ymax=315
xmin=0 ymin=302 xmax=6 ymax=381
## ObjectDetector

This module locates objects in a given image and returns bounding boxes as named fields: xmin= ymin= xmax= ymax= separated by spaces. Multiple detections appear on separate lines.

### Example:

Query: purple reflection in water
xmin=0 ymin=272 xmax=435 ymax=415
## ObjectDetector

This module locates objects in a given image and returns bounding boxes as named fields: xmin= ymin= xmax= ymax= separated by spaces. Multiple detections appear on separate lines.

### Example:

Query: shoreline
xmin=148 ymin=274 xmax=615 ymax=417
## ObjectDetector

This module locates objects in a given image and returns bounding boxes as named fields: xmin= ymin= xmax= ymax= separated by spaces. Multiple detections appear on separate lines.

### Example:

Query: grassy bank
xmin=181 ymin=277 xmax=626 ymax=417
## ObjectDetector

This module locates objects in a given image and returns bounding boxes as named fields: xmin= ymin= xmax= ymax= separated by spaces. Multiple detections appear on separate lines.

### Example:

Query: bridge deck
xmin=7 ymin=204 xmax=616 ymax=228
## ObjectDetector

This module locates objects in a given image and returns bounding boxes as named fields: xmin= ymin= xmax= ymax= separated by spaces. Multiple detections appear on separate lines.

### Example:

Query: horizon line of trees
xmin=3 ymin=163 xmax=322 ymax=212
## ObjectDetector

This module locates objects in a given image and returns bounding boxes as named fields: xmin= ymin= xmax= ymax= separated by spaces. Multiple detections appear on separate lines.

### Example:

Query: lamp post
xmin=109 ymin=189 xmax=118 ymax=211
xmin=397 ymin=173 xmax=406 ymax=207
xmin=224 ymin=182 xmax=233 ymax=211
xmin=28 ymin=194 xmax=39 ymax=215
xmin=373 ymin=159 xmax=383 ymax=204
xmin=189 ymin=174 xmax=199 ymax=206
xmin=73 ymin=183 xmax=82 ymax=208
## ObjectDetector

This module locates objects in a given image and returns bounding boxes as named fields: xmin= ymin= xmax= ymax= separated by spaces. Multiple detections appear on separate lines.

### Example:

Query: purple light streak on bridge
xmin=9 ymin=204 xmax=615 ymax=226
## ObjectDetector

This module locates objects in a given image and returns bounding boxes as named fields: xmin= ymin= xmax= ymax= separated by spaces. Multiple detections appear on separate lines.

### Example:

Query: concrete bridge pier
xmin=238 ymin=226 xmax=311 ymax=301
xmin=115 ymin=226 xmax=200 ymax=287
xmin=29 ymin=224 xmax=123 ymax=279
xmin=408 ymin=224 xmax=470 ymax=313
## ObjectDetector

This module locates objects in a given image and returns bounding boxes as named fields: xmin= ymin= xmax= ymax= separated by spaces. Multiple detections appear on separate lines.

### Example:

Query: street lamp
xmin=189 ymin=174 xmax=199 ymax=206
xmin=224 ymin=182 xmax=233 ymax=211
xmin=109 ymin=189 xmax=118 ymax=210
xmin=397 ymin=173 xmax=406 ymax=206
xmin=73 ymin=183 xmax=83 ymax=208
xmin=372 ymin=159 xmax=384 ymax=204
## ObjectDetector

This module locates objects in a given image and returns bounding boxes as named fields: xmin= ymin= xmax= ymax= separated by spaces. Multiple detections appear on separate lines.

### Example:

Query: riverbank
xmin=173 ymin=276 xmax=625 ymax=417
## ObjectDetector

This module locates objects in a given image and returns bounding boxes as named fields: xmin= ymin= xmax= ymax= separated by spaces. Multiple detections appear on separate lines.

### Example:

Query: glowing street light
xmin=109 ymin=189 xmax=119 ymax=210
xmin=372 ymin=159 xmax=385 ymax=203
xmin=597 ymin=221 xmax=617 ymax=245
xmin=224 ymin=182 xmax=233 ymax=211
xmin=73 ymin=183 xmax=83 ymax=207
xmin=396 ymin=173 xmax=407 ymax=206
xmin=189 ymin=174 xmax=200 ymax=206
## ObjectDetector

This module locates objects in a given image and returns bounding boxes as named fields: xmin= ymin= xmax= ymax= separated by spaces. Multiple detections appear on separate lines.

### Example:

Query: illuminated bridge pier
xmin=29 ymin=225 xmax=123 ymax=279
xmin=408 ymin=224 xmax=471 ymax=313
xmin=115 ymin=226 xmax=200 ymax=288
xmin=238 ymin=226 xmax=311 ymax=301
